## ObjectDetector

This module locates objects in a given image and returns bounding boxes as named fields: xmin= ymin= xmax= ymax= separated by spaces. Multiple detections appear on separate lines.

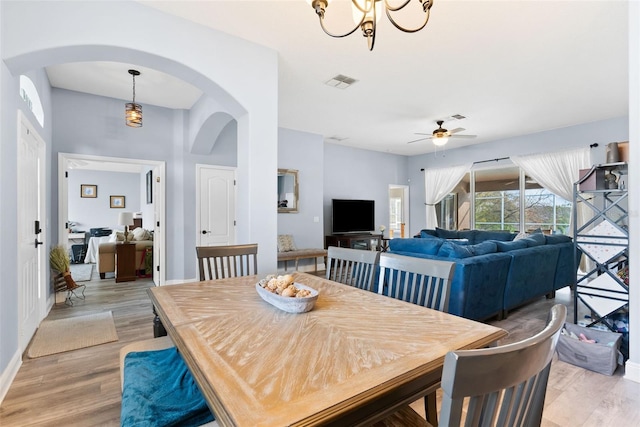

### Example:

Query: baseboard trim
xmin=624 ymin=360 xmax=640 ymax=383
xmin=163 ymin=278 xmax=198 ymax=286
xmin=0 ymin=349 xmax=22 ymax=406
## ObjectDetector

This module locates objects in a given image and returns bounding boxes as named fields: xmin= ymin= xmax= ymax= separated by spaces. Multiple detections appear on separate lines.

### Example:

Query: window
xmin=523 ymin=175 xmax=571 ymax=234
xmin=438 ymin=164 xmax=570 ymax=234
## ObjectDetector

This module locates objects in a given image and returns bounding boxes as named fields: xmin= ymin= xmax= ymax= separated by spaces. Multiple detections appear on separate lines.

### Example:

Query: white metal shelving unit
xmin=573 ymin=162 xmax=629 ymax=334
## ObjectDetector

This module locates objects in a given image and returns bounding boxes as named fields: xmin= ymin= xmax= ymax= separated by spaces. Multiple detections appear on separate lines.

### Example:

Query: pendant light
xmin=125 ymin=69 xmax=142 ymax=127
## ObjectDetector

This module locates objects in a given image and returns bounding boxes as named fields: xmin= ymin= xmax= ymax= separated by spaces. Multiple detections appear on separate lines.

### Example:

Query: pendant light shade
xmin=125 ymin=69 xmax=142 ymax=127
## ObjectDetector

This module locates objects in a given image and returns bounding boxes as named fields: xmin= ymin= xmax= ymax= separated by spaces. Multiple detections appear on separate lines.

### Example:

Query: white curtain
xmin=511 ymin=147 xmax=591 ymax=237
xmin=424 ymin=163 xmax=472 ymax=229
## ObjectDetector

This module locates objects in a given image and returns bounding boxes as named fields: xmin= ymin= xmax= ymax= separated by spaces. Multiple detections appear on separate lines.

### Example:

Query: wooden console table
xmin=116 ymin=243 xmax=136 ymax=283
xmin=325 ymin=233 xmax=382 ymax=251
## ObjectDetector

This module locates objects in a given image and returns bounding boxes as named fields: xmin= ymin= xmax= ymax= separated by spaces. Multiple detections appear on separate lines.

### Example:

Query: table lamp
xmin=118 ymin=211 xmax=134 ymax=242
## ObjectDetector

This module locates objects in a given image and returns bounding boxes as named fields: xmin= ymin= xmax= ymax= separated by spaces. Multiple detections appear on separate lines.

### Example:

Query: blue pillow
xmin=522 ymin=233 xmax=546 ymax=247
xmin=420 ymin=229 xmax=438 ymax=237
xmin=545 ymin=234 xmax=572 ymax=244
xmin=437 ymin=241 xmax=473 ymax=258
xmin=389 ymin=237 xmax=444 ymax=255
xmin=436 ymin=227 xmax=459 ymax=239
xmin=468 ymin=241 xmax=498 ymax=256
xmin=496 ymin=240 xmax=528 ymax=252
xmin=420 ymin=230 xmax=440 ymax=239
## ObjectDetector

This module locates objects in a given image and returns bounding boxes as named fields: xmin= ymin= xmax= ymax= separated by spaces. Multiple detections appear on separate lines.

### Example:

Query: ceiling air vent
xmin=325 ymin=74 xmax=357 ymax=89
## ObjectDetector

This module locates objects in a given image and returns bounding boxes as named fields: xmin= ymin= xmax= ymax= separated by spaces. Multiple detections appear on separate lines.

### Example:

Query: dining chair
xmin=326 ymin=246 xmax=380 ymax=291
xmin=439 ymin=303 xmax=566 ymax=426
xmin=377 ymin=252 xmax=455 ymax=425
xmin=377 ymin=253 xmax=455 ymax=312
xmin=196 ymin=244 xmax=258 ymax=280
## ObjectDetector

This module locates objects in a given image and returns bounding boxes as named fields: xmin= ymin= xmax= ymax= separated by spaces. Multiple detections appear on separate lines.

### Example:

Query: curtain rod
xmin=473 ymin=157 xmax=509 ymax=165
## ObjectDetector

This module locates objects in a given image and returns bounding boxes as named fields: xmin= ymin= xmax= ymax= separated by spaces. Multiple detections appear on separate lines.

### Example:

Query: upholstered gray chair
xmin=326 ymin=246 xmax=380 ymax=291
xmin=196 ymin=244 xmax=258 ymax=280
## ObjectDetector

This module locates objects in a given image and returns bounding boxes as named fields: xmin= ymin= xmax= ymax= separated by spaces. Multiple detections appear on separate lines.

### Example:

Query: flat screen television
xmin=331 ymin=199 xmax=375 ymax=234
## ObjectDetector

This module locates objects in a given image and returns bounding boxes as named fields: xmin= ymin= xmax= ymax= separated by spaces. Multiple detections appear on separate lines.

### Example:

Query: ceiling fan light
xmin=433 ymin=136 xmax=448 ymax=146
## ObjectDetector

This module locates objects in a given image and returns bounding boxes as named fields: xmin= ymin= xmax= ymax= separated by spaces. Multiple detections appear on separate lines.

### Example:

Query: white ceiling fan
xmin=407 ymin=120 xmax=477 ymax=146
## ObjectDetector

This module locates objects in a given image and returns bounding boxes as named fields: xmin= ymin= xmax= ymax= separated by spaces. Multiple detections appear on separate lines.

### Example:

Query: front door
xmin=17 ymin=112 xmax=46 ymax=351
xmin=197 ymin=165 xmax=236 ymax=248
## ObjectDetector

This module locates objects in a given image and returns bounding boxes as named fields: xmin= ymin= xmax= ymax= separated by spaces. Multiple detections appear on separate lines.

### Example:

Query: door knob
xmin=201 ymin=230 xmax=211 ymax=235
xmin=34 ymin=239 xmax=43 ymax=248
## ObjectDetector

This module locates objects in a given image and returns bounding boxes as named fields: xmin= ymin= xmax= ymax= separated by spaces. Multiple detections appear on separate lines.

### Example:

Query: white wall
xmin=278 ymin=128 xmax=324 ymax=269
xmin=323 ymin=143 xmax=410 ymax=236
xmin=67 ymin=169 xmax=142 ymax=232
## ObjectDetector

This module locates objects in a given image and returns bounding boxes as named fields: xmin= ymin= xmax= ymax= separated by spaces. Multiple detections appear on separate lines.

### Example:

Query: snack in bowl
xmin=256 ymin=274 xmax=318 ymax=313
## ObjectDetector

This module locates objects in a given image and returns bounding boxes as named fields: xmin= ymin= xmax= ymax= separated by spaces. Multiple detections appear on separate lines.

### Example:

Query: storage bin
xmin=556 ymin=322 xmax=622 ymax=376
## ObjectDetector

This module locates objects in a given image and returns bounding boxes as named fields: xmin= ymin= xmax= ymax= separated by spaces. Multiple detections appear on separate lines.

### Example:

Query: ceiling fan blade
xmin=406 ymin=136 xmax=431 ymax=144
xmin=414 ymin=132 xmax=431 ymax=136
xmin=450 ymin=134 xmax=477 ymax=139
xmin=448 ymin=127 xmax=466 ymax=135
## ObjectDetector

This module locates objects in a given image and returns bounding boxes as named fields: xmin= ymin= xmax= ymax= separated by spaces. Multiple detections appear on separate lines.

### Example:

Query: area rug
xmin=27 ymin=311 xmax=118 ymax=358
xmin=69 ymin=263 xmax=93 ymax=282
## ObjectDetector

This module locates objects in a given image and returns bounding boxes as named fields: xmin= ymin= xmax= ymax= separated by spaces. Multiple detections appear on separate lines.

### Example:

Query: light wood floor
xmin=1 ymin=271 xmax=639 ymax=426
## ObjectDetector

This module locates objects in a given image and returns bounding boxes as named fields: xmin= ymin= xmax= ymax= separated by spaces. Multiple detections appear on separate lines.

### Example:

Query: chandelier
xmin=125 ymin=69 xmax=142 ymax=127
xmin=309 ymin=0 xmax=434 ymax=51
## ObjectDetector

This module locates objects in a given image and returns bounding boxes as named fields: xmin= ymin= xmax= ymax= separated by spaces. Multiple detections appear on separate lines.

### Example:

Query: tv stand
xmin=325 ymin=233 xmax=382 ymax=251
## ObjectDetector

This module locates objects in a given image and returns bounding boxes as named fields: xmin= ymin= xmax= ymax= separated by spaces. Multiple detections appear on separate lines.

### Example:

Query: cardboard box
xmin=556 ymin=322 xmax=622 ymax=376
xmin=578 ymin=168 xmax=606 ymax=191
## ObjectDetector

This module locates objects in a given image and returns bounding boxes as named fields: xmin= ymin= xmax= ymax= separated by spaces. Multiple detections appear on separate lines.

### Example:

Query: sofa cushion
xmin=420 ymin=231 xmax=441 ymax=239
xmin=132 ymin=227 xmax=152 ymax=241
xmin=458 ymin=230 xmax=479 ymax=244
xmin=420 ymin=229 xmax=438 ymax=238
xmin=495 ymin=240 xmax=529 ymax=252
xmin=478 ymin=230 xmax=517 ymax=242
xmin=468 ymin=241 xmax=498 ymax=256
xmin=522 ymin=233 xmax=546 ymax=247
xmin=437 ymin=241 xmax=473 ymax=259
xmin=389 ymin=237 xmax=444 ymax=255
xmin=436 ymin=227 xmax=460 ymax=239
xmin=545 ymin=234 xmax=572 ymax=245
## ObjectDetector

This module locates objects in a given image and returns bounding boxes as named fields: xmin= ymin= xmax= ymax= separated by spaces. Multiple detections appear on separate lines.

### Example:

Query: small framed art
xmin=81 ymin=184 xmax=97 ymax=198
xmin=110 ymin=195 xmax=125 ymax=208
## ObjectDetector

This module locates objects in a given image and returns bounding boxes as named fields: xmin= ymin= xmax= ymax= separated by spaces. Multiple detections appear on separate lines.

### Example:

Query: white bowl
xmin=255 ymin=282 xmax=318 ymax=313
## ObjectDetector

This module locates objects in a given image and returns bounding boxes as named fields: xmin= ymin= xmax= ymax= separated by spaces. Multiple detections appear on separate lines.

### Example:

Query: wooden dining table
xmin=148 ymin=272 xmax=507 ymax=427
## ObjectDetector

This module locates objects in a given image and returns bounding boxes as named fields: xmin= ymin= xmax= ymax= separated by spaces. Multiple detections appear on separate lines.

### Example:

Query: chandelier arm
xmin=385 ymin=8 xmax=431 ymax=33
xmin=383 ymin=0 xmax=412 ymax=13
xmin=318 ymin=15 xmax=364 ymax=38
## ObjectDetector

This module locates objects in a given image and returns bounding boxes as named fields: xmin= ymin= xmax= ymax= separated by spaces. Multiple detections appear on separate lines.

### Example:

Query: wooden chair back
xmin=440 ymin=304 xmax=566 ymax=427
xmin=196 ymin=244 xmax=258 ymax=280
xmin=377 ymin=253 xmax=455 ymax=312
xmin=326 ymin=246 xmax=380 ymax=291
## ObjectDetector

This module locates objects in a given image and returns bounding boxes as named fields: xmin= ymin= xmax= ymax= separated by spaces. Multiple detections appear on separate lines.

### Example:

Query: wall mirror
xmin=278 ymin=169 xmax=299 ymax=213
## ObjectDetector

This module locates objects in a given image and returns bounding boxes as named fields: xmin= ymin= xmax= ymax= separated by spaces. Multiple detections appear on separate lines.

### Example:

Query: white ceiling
xmin=45 ymin=0 xmax=629 ymax=156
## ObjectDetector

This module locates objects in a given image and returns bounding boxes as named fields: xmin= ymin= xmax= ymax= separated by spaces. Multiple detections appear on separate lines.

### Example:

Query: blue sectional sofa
xmin=389 ymin=228 xmax=576 ymax=321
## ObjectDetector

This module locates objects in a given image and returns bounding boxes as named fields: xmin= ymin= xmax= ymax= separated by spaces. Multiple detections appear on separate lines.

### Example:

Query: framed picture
xmin=110 ymin=195 xmax=125 ymax=208
xmin=146 ymin=170 xmax=153 ymax=204
xmin=80 ymin=184 xmax=97 ymax=198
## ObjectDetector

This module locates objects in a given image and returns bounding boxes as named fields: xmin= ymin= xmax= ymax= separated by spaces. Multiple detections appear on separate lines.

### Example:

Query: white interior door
xmin=17 ymin=112 xmax=46 ymax=351
xmin=197 ymin=165 xmax=236 ymax=247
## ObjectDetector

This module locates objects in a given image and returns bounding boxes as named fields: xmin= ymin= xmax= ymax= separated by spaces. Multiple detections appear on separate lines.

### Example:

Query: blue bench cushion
xmin=121 ymin=347 xmax=215 ymax=427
